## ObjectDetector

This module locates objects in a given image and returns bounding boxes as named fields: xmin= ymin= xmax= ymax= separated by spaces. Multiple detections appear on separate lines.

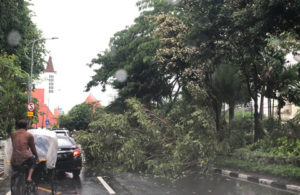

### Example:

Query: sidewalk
xmin=0 ymin=145 xmax=5 ymax=181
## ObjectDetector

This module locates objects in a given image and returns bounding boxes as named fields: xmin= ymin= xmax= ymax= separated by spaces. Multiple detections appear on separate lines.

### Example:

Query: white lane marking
xmin=97 ymin=176 xmax=116 ymax=194
xmin=6 ymin=191 xmax=11 ymax=195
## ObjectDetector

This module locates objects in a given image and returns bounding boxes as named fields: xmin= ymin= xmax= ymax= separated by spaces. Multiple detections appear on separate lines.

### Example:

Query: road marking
xmin=38 ymin=186 xmax=61 ymax=194
xmin=97 ymin=176 xmax=116 ymax=194
xmin=221 ymin=174 xmax=299 ymax=194
xmin=6 ymin=187 xmax=61 ymax=195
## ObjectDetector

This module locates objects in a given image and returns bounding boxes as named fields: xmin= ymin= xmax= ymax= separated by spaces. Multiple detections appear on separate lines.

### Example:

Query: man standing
xmin=11 ymin=120 xmax=39 ymax=182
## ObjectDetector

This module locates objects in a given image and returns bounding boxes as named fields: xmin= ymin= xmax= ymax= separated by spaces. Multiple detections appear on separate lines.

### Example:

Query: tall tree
xmin=86 ymin=4 xmax=177 ymax=110
xmin=180 ymin=0 xmax=236 ymax=135
xmin=0 ymin=0 xmax=46 ymax=136
xmin=0 ymin=0 xmax=46 ymax=74
xmin=212 ymin=63 xmax=249 ymax=123
xmin=0 ymin=54 xmax=28 ymax=137
xmin=181 ymin=0 xmax=300 ymax=140
xmin=226 ymin=0 xmax=300 ymax=140
xmin=263 ymin=32 xmax=300 ymax=120
xmin=154 ymin=14 xmax=198 ymax=104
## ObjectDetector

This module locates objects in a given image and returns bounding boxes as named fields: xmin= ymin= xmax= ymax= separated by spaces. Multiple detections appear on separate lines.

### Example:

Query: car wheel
xmin=72 ymin=170 xmax=81 ymax=177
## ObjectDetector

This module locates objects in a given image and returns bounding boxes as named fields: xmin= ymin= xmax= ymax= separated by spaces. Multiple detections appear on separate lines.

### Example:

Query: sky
xmin=29 ymin=0 xmax=141 ymax=113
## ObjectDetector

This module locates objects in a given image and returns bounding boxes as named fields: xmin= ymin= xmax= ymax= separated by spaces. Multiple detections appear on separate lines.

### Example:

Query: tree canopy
xmin=0 ymin=0 xmax=45 ymax=136
xmin=58 ymin=103 xmax=101 ymax=131
xmin=86 ymin=0 xmax=300 ymax=142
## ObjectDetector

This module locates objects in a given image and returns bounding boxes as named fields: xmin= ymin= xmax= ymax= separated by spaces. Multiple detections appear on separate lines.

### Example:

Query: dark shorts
xmin=12 ymin=157 xmax=36 ymax=170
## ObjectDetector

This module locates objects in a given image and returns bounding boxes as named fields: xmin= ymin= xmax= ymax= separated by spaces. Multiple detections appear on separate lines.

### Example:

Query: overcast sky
xmin=29 ymin=0 xmax=140 ymax=113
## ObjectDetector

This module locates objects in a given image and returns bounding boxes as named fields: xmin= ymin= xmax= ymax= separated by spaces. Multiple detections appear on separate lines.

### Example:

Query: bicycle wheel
xmin=10 ymin=173 xmax=25 ymax=195
xmin=11 ymin=168 xmax=26 ymax=195
xmin=24 ymin=181 xmax=37 ymax=195
xmin=49 ymin=168 xmax=57 ymax=195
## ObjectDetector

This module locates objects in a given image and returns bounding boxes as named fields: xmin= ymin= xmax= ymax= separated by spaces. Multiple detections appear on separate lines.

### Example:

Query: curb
xmin=214 ymin=168 xmax=300 ymax=193
xmin=0 ymin=146 xmax=7 ymax=183
xmin=0 ymin=170 xmax=8 ymax=183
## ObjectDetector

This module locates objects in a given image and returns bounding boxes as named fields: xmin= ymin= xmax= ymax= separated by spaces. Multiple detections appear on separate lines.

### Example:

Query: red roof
xmin=85 ymin=93 xmax=102 ymax=107
xmin=44 ymin=56 xmax=55 ymax=73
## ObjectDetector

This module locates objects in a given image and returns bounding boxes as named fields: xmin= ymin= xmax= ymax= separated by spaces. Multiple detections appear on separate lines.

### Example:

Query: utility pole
xmin=27 ymin=37 xmax=58 ymax=102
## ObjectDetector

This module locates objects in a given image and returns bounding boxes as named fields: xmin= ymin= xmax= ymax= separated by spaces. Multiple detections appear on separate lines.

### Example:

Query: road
xmin=0 ymin=168 xmax=296 ymax=195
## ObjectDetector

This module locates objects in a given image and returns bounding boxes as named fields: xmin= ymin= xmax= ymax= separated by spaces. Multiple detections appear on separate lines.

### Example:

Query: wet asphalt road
xmin=0 ymin=169 xmax=296 ymax=195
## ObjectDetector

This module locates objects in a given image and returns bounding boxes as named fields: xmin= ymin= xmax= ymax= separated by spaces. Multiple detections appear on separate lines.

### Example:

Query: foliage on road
xmin=76 ymin=98 xmax=216 ymax=178
xmin=81 ymin=0 xmax=300 ymax=178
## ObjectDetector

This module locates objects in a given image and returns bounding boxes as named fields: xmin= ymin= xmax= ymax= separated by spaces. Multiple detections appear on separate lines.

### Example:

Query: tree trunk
xmin=268 ymin=98 xmax=272 ymax=119
xmin=277 ymin=104 xmax=282 ymax=128
xmin=254 ymin=96 xmax=263 ymax=141
xmin=229 ymin=103 xmax=235 ymax=123
xmin=260 ymin=86 xmax=265 ymax=120
xmin=213 ymin=100 xmax=223 ymax=141
xmin=272 ymin=98 xmax=275 ymax=117
xmin=277 ymin=98 xmax=283 ymax=123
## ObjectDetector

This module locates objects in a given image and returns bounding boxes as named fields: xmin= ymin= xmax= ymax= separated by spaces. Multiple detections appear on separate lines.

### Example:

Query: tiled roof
xmin=44 ymin=56 xmax=55 ymax=73
xmin=85 ymin=93 xmax=102 ymax=107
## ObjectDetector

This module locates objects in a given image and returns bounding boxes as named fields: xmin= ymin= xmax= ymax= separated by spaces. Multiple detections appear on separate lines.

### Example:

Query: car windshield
xmin=56 ymin=132 xmax=67 ymax=136
xmin=57 ymin=137 xmax=73 ymax=148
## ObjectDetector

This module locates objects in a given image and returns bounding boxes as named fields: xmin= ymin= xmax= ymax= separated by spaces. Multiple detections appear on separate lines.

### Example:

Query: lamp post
xmin=28 ymin=37 xmax=58 ymax=102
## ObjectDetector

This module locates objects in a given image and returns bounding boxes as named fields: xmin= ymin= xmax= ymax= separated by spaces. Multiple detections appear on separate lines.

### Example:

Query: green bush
xmin=248 ymin=137 xmax=300 ymax=157
xmin=233 ymin=139 xmax=300 ymax=166
xmin=76 ymin=98 xmax=217 ymax=179
xmin=222 ymin=113 xmax=254 ymax=151
xmin=283 ymin=119 xmax=300 ymax=138
xmin=263 ymin=118 xmax=283 ymax=138
xmin=262 ymin=117 xmax=300 ymax=139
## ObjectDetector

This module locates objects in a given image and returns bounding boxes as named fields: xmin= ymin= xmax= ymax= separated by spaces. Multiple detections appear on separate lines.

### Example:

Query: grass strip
xmin=215 ymin=156 xmax=300 ymax=180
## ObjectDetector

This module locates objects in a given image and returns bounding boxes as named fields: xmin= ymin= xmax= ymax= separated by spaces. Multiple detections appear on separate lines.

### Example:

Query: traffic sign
xmin=27 ymin=111 xmax=34 ymax=117
xmin=45 ymin=120 xmax=50 ymax=125
xmin=27 ymin=102 xmax=35 ymax=112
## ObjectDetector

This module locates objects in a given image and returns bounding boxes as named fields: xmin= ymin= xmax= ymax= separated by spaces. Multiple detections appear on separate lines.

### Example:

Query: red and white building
xmin=32 ymin=57 xmax=60 ymax=128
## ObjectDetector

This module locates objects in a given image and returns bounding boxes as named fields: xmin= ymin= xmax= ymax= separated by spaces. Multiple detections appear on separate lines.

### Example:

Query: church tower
xmin=32 ymin=56 xmax=58 ymax=128
xmin=35 ymin=56 xmax=56 ymax=110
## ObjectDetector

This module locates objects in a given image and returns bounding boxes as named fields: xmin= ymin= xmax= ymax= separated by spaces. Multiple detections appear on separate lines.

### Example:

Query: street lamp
xmin=27 ymin=37 xmax=59 ymax=102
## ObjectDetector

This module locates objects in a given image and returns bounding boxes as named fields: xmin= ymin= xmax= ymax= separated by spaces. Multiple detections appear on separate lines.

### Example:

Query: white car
xmin=52 ymin=128 xmax=71 ymax=137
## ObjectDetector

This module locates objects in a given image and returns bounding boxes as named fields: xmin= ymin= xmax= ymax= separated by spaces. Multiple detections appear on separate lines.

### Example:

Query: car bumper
xmin=56 ymin=156 xmax=82 ymax=172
